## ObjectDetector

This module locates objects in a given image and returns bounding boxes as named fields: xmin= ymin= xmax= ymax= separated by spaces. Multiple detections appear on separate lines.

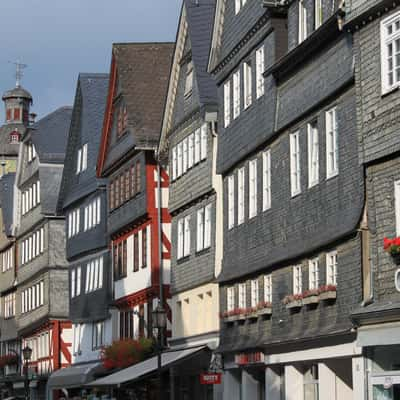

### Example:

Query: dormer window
xmin=9 ymin=130 xmax=20 ymax=144
xmin=184 ymin=60 xmax=193 ymax=98
xmin=76 ymin=143 xmax=88 ymax=174
xmin=117 ymin=105 xmax=128 ymax=138
xmin=27 ymin=142 xmax=36 ymax=163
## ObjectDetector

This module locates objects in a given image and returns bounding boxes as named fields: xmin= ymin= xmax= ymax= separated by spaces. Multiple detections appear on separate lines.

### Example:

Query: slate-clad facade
xmin=209 ymin=0 xmax=363 ymax=398
xmin=14 ymin=106 xmax=72 ymax=399
xmin=344 ymin=2 xmax=400 ymax=398
xmin=97 ymin=43 xmax=173 ymax=353
xmin=48 ymin=74 xmax=111 ymax=394
xmin=158 ymin=1 xmax=223 ymax=399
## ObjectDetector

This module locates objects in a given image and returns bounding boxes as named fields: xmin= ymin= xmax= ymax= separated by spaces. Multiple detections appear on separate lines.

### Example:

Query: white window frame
xmin=172 ymin=147 xmax=177 ymax=181
xmin=308 ymin=258 xmax=319 ymax=290
xmin=249 ymin=159 xmax=258 ymax=219
xmin=194 ymin=129 xmax=201 ymax=164
xmin=325 ymin=107 xmax=338 ymax=179
xmin=197 ymin=208 xmax=204 ymax=252
xmin=264 ymin=274 xmax=272 ymax=303
xmin=235 ymin=0 xmax=247 ymax=14
xmin=293 ymin=265 xmax=302 ymax=295
xmin=238 ymin=167 xmax=245 ymax=225
xmin=256 ymin=46 xmax=265 ymax=99
xmin=307 ymin=120 xmax=319 ymax=188
xmin=227 ymin=287 xmax=235 ymax=311
xmin=290 ymin=131 xmax=301 ymax=197
xmin=238 ymin=283 xmax=246 ymax=309
xmin=233 ymin=69 xmax=241 ymax=119
xmin=381 ymin=12 xmax=400 ymax=94
xmin=228 ymin=175 xmax=235 ymax=229
xmin=250 ymin=279 xmax=259 ymax=308
xmin=395 ymin=180 xmax=400 ymax=236
xmin=200 ymin=123 xmax=207 ymax=160
xmin=184 ymin=215 xmax=191 ymax=257
xmin=204 ymin=204 xmax=211 ymax=249
xmin=299 ymin=0 xmax=308 ymax=44
xmin=243 ymin=61 xmax=252 ymax=109
xmin=224 ymin=81 xmax=231 ymax=128
xmin=182 ymin=138 xmax=188 ymax=174
xmin=177 ymin=218 xmax=184 ymax=260
xmin=82 ymin=143 xmax=88 ymax=171
xmin=315 ymin=0 xmax=322 ymax=29
xmin=177 ymin=142 xmax=183 ymax=178
xmin=188 ymin=134 xmax=194 ymax=168
xmin=262 ymin=150 xmax=271 ymax=211
xmin=326 ymin=251 xmax=338 ymax=286
xmin=184 ymin=60 xmax=194 ymax=97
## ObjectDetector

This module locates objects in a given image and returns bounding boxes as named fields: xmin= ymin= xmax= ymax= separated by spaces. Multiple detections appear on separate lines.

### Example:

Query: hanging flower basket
xmin=283 ymin=294 xmax=303 ymax=309
xmin=384 ymin=237 xmax=400 ymax=264
xmin=220 ymin=308 xmax=247 ymax=323
xmin=101 ymin=338 xmax=154 ymax=370
xmin=0 ymin=354 xmax=18 ymax=368
xmin=318 ymin=284 xmax=337 ymax=300
xmin=302 ymin=289 xmax=320 ymax=305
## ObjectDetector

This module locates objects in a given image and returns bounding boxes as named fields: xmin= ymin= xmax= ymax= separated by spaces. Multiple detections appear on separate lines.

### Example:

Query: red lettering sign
xmin=200 ymin=373 xmax=222 ymax=385
xmin=235 ymin=352 xmax=265 ymax=365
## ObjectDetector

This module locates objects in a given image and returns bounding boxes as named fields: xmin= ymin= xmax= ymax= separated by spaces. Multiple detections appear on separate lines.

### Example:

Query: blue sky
xmin=0 ymin=0 xmax=181 ymax=121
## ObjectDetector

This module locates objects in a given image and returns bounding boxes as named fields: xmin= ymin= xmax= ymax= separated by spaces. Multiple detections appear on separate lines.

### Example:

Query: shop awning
xmin=357 ymin=322 xmax=400 ymax=347
xmin=86 ymin=346 xmax=207 ymax=387
xmin=47 ymin=362 xmax=104 ymax=389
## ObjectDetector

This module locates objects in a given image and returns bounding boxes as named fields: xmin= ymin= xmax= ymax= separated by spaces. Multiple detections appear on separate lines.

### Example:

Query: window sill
xmin=381 ymin=84 xmax=400 ymax=98
xmin=177 ymin=255 xmax=190 ymax=263
xmin=326 ymin=172 xmax=338 ymax=181
xmin=195 ymin=247 xmax=211 ymax=256
xmin=290 ymin=190 xmax=302 ymax=199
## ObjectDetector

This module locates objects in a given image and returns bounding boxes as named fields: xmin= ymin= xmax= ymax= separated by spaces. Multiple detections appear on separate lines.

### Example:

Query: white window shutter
xmin=224 ymin=81 xmax=231 ymax=128
xmin=172 ymin=147 xmax=177 ymax=180
xmin=177 ymin=219 xmax=184 ymax=259
xmin=183 ymin=138 xmax=188 ymax=173
xmin=184 ymin=216 xmax=191 ymax=256
xmin=188 ymin=134 xmax=194 ymax=168
xmin=204 ymin=204 xmax=211 ymax=248
xmin=228 ymin=175 xmax=235 ymax=229
xmin=197 ymin=209 xmax=204 ymax=252
xmin=194 ymin=129 xmax=201 ymax=164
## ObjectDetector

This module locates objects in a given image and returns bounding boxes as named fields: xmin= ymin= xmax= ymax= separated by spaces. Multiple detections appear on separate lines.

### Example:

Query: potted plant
xmin=101 ymin=338 xmax=154 ymax=370
xmin=256 ymin=301 xmax=272 ymax=316
xmin=302 ymin=289 xmax=320 ymax=305
xmin=245 ymin=306 xmax=259 ymax=320
xmin=384 ymin=237 xmax=400 ymax=264
xmin=283 ymin=294 xmax=303 ymax=309
xmin=318 ymin=284 xmax=337 ymax=300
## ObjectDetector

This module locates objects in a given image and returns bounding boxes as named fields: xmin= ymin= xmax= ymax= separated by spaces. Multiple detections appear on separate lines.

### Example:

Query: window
xmin=395 ymin=180 xmax=400 ymax=236
xmin=188 ymin=133 xmax=194 ymax=168
xmin=238 ymin=167 xmax=245 ymax=225
xmin=381 ymin=12 xmax=400 ymax=93
xmin=114 ymin=241 xmax=127 ymax=280
xmin=264 ymin=274 xmax=272 ymax=303
xmin=308 ymin=258 xmax=319 ymax=290
xmin=251 ymin=280 xmax=259 ymax=308
xmin=244 ymin=61 xmax=252 ymax=109
xmin=228 ymin=175 xmax=235 ymax=229
xmin=197 ymin=204 xmax=212 ymax=252
xmin=84 ymin=197 xmax=101 ymax=231
xmin=183 ymin=138 xmax=188 ymax=174
xmin=76 ymin=144 xmax=88 ymax=174
xmin=92 ymin=322 xmax=105 ymax=350
xmin=233 ymin=70 xmax=241 ymax=119
xmin=256 ymin=46 xmax=265 ymax=98
xmin=85 ymin=257 xmax=104 ymax=293
xmin=68 ymin=208 xmax=80 ymax=238
xmin=293 ymin=265 xmax=302 ymax=295
xmin=177 ymin=216 xmax=191 ymax=259
xmin=194 ymin=129 xmax=201 ymax=164
xmin=4 ymin=293 xmax=15 ymax=319
xmin=238 ymin=283 xmax=246 ymax=309
xmin=21 ymin=227 xmax=45 ymax=266
xmin=262 ymin=150 xmax=271 ymax=211
xmin=314 ymin=0 xmax=322 ymax=29
xmin=184 ymin=60 xmax=193 ymax=97
xmin=249 ymin=159 xmax=257 ymax=219
xmin=307 ymin=120 xmax=319 ymax=188
xmin=325 ymin=108 xmax=338 ymax=179
xmin=326 ymin=251 xmax=337 ymax=286
xmin=21 ymin=281 xmax=44 ymax=314
xmin=235 ymin=0 xmax=247 ymax=14
xmin=177 ymin=142 xmax=183 ymax=178
xmin=134 ymin=233 xmax=139 ymax=272
xmin=304 ymin=365 xmax=319 ymax=400
xmin=142 ymin=228 xmax=147 ymax=269
xmin=71 ymin=267 xmax=82 ymax=298
xmin=224 ymin=81 xmax=231 ymax=127
xmin=290 ymin=131 xmax=301 ymax=196
xmin=172 ymin=147 xmax=177 ymax=181
xmin=21 ymin=180 xmax=40 ymax=215
xmin=1 ymin=247 xmax=14 ymax=273
xmin=227 ymin=287 xmax=235 ymax=311
xmin=73 ymin=324 xmax=83 ymax=355
xmin=117 ymin=105 xmax=128 ymax=137
xmin=299 ymin=0 xmax=307 ymax=43
xmin=119 ymin=310 xmax=134 ymax=339
xmin=201 ymin=124 xmax=207 ymax=160
xmin=27 ymin=142 xmax=36 ymax=163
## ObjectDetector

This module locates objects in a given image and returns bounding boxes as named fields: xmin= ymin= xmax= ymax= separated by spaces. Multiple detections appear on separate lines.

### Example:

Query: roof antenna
xmin=9 ymin=60 xmax=28 ymax=88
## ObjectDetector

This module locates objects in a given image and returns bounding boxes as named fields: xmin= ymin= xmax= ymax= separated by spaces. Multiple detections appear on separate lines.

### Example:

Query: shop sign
xmin=200 ymin=373 xmax=222 ymax=385
xmin=235 ymin=352 xmax=265 ymax=365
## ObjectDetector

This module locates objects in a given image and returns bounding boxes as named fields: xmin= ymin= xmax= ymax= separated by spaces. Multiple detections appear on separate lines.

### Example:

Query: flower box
xmin=384 ymin=237 xmax=400 ymax=263
xmin=257 ymin=307 xmax=272 ymax=316
xmin=319 ymin=290 xmax=337 ymax=300
xmin=285 ymin=300 xmax=303 ymax=309
xmin=223 ymin=315 xmax=239 ymax=323
xmin=302 ymin=295 xmax=320 ymax=305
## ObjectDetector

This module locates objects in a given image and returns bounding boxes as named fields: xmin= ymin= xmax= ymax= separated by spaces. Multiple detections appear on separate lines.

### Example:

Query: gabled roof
xmin=30 ymin=106 xmax=72 ymax=164
xmin=59 ymin=73 xmax=109 ymax=209
xmin=158 ymin=0 xmax=217 ymax=157
xmin=97 ymin=43 xmax=174 ymax=176
xmin=0 ymin=173 xmax=15 ymax=237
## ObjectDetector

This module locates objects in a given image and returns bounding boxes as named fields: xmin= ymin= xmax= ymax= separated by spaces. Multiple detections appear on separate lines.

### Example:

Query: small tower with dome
xmin=0 ymin=62 xmax=33 ymax=176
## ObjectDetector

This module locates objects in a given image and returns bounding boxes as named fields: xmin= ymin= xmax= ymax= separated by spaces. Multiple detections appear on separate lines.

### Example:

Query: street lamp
xmin=152 ymin=304 xmax=166 ymax=400
xmin=22 ymin=346 xmax=32 ymax=400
